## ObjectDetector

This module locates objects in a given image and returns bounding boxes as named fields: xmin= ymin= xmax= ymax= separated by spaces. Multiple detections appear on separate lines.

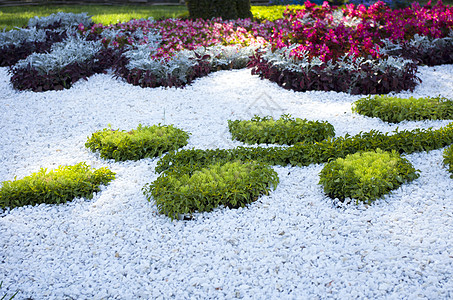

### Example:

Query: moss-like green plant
xmin=143 ymin=160 xmax=279 ymax=220
xmin=352 ymin=95 xmax=453 ymax=123
xmin=0 ymin=162 xmax=115 ymax=209
xmin=228 ymin=114 xmax=335 ymax=145
xmin=85 ymin=124 xmax=190 ymax=161
xmin=443 ymin=144 xmax=453 ymax=178
xmin=157 ymin=123 xmax=453 ymax=174
xmin=319 ymin=149 xmax=419 ymax=204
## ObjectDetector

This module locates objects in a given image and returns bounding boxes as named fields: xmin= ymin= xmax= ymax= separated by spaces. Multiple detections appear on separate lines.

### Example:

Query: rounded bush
xmin=228 ymin=114 xmax=335 ymax=145
xmin=352 ymin=95 xmax=453 ymax=123
xmin=143 ymin=160 xmax=279 ymax=220
xmin=319 ymin=149 xmax=419 ymax=204
xmin=85 ymin=124 xmax=190 ymax=161
xmin=0 ymin=162 xmax=115 ymax=209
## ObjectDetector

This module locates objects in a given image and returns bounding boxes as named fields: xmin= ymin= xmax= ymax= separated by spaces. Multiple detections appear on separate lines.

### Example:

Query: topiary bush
xmin=228 ymin=114 xmax=335 ymax=145
xmin=156 ymin=123 xmax=453 ymax=174
xmin=443 ymin=144 xmax=453 ymax=178
xmin=319 ymin=149 xmax=419 ymax=204
xmin=0 ymin=162 xmax=115 ymax=210
xmin=143 ymin=160 xmax=279 ymax=220
xmin=85 ymin=124 xmax=190 ymax=162
xmin=352 ymin=95 xmax=453 ymax=123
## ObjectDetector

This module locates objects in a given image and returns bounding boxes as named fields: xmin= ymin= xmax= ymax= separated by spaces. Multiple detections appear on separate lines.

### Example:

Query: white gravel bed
xmin=0 ymin=64 xmax=453 ymax=299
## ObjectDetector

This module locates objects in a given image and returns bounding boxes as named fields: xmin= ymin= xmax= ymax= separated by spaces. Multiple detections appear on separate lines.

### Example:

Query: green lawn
xmin=0 ymin=4 xmax=188 ymax=30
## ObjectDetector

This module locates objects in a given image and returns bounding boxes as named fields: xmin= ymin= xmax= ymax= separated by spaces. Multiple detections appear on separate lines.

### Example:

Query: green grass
xmin=0 ymin=4 xmax=187 ymax=30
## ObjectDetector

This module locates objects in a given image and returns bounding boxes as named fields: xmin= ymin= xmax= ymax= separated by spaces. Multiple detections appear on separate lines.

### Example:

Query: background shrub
xmin=352 ymin=95 xmax=453 ymax=123
xmin=144 ymin=160 xmax=279 ymax=220
xmin=85 ymin=124 xmax=190 ymax=161
xmin=0 ymin=162 xmax=115 ymax=210
xmin=319 ymin=149 xmax=419 ymax=203
xmin=186 ymin=0 xmax=252 ymax=20
xmin=228 ymin=114 xmax=335 ymax=145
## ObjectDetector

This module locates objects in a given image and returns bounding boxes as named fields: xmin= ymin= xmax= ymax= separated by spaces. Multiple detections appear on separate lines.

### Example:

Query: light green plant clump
xmin=319 ymin=149 xmax=419 ymax=204
xmin=144 ymin=160 xmax=279 ymax=220
xmin=0 ymin=162 xmax=115 ymax=209
xmin=251 ymin=5 xmax=305 ymax=22
xmin=443 ymin=144 xmax=453 ymax=178
xmin=228 ymin=114 xmax=335 ymax=145
xmin=352 ymin=95 xmax=453 ymax=123
xmin=85 ymin=124 xmax=190 ymax=161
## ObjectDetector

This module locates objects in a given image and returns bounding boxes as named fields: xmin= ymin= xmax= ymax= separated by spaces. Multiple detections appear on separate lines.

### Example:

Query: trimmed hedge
xmin=228 ymin=115 xmax=335 ymax=145
xmin=156 ymin=123 xmax=453 ymax=174
xmin=0 ymin=163 xmax=115 ymax=209
xmin=85 ymin=124 xmax=190 ymax=162
xmin=187 ymin=0 xmax=252 ymax=20
xmin=352 ymin=95 xmax=453 ymax=123
xmin=319 ymin=149 xmax=419 ymax=203
xmin=143 ymin=160 xmax=279 ymax=220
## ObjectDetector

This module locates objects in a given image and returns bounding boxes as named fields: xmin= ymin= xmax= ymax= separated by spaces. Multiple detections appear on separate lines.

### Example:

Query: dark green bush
xmin=352 ymin=95 xmax=453 ymax=123
xmin=319 ymin=149 xmax=419 ymax=203
xmin=156 ymin=123 xmax=453 ymax=174
xmin=143 ymin=160 xmax=279 ymax=220
xmin=85 ymin=124 xmax=190 ymax=162
xmin=228 ymin=114 xmax=335 ymax=145
xmin=186 ymin=0 xmax=252 ymax=20
xmin=443 ymin=144 xmax=453 ymax=178
xmin=0 ymin=162 xmax=115 ymax=209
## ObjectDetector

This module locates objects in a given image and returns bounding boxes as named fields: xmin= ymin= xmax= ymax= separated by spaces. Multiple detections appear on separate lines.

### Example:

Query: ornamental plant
xmin=156 ymin=122 xmax=453 ymax=173
xmin=85 ymin=124 xmax=190 ymax=162
xmin=0 ymin=163 xmax=115 ymax=209
xmin=318 ymin=149 xmax=419 ymax=203
xmin=143 ymin=160 xmax=279 ymax=220
xmin=443 ymin=144 xmax=453 ymax=178
xmin=352 ymin=95 xmax=453 ymax=123
xmin=228 ymin=114 xmax=335 ymax=145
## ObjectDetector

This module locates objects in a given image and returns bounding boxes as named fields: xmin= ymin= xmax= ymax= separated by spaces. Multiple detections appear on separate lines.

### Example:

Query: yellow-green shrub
xmin=0 ymin=162 xmax=115 ymax=209
xmin=319 ymin=149 xmax=419 ymax=204
xmin=85 ymin=124 xmax=190 ymax=161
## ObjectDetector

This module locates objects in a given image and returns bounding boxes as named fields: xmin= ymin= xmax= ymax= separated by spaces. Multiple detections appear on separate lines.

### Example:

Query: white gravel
xmin=1 ymin=64 xmax=453 ymax=299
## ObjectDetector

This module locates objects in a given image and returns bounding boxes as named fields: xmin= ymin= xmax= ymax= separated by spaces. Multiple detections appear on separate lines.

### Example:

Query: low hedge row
xmin=228 ymin=115 xmax=335 ymax=145
xmin=156 ymin=123 xmax=453 ymax=174
xmin=85 ymin=124 xmax=190 ymax=162
xmin=0 ymin=163 xmax=115 ymax=209
xmin=443 ymin=144 xmax=453 ymax=178
xmin=352 ymin=95 xmax=453 ymax=123
xmin=319 ymin=149 xmax=419 ymax=203
xmin=143 ymin=160 xmax=279 ymax=220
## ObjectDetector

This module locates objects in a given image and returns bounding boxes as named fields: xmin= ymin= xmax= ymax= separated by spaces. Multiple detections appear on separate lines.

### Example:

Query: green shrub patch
xmin=443 ymin=145 xmax=453 ymax=178
xmin=156 ymin=123 xmax=453 ymax=174
xmin=143 ymin=160 xmax=279 ymax=220
xmin=228 ymin=114 xmax=335 ymax=145
xmin=85 ymin=124 xmax=190 ymax=161
xmin=0 ymin=162 xmax=115 ymax=209
xmin=319 ymin=149 xmax=419 ymax=204
xmin=352 ymin=95 xmax=453 ymax=123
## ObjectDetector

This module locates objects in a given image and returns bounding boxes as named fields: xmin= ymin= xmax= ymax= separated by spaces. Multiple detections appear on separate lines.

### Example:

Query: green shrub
xmin=143 ymin=160 xmax=279 ymax=220
xmin=228 ymin=114 xmax=335 ymax=145
xmin=251 ymin=5 xmax=304 ymax=22
xmin=0 ymin=163 xmax=115 ymax=209
xmin=443 ymin=144 xmax=453 ymax=178
xmin=319 ymin=149 xmax=419 ymax=203
xmin=85 ymin=124 xmax=190 ymax=162
xmin=156 ymin=123 xmax=453 ymax=174
xmin=186 ymin=0 xmax=252 ymax=20
xmin=352 ymin=95 xmax=453 ymax=123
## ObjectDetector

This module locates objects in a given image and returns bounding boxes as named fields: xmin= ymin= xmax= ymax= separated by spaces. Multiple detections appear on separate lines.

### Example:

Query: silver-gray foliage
xmin=27 ymin=12 xmax=92 ymax=30
xmin=0 ymin=27 xmax=47 ymax=48
xmin=14 ymin=34 xmax=102 ymax=74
